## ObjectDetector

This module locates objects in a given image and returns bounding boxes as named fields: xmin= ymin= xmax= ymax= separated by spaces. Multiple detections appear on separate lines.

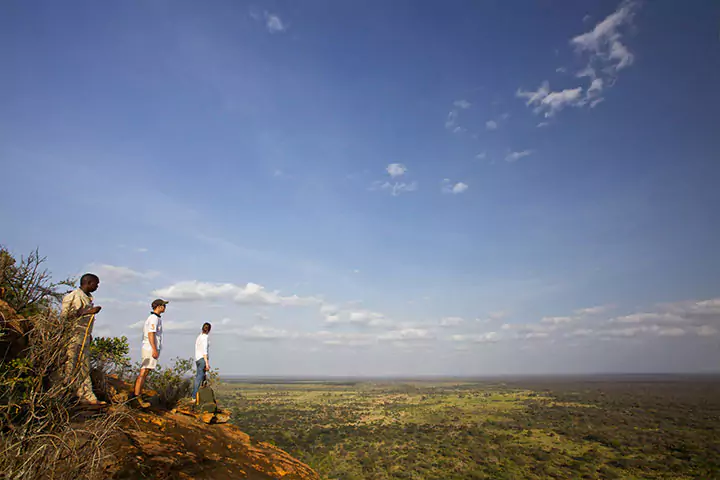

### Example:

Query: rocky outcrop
xmin=105 ymin=408 xmax=320 ymax=480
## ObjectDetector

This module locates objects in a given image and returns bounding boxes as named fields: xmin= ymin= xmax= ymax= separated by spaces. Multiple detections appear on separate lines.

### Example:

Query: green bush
xmin=143 ymin=357 xmax=195 ymax=409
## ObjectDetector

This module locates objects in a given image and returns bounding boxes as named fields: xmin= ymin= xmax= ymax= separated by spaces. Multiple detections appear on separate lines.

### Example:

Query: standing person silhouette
xmin=193 ymin=322 xmax=212 ymax=400
xmin=132 ymin=299 xmax=168 ymax=408
xmin=61 ymin=273 xmax=104 ymax=406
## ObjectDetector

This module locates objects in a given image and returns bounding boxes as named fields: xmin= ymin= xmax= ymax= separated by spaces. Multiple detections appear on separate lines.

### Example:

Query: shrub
xmin=143 ymin=357 xmax=195 ymax=409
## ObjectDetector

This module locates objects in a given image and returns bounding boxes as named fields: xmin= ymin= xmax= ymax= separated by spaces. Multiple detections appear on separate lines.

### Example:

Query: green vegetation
xmin=219 ymin=378 xmax=720 ymax=479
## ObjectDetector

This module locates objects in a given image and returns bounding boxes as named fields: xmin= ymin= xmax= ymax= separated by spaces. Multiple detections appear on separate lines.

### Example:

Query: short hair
xmin=202 ymin=322 xmax=212 ymax=334
xmin=80 ymin=273 xmax=99 ymax=286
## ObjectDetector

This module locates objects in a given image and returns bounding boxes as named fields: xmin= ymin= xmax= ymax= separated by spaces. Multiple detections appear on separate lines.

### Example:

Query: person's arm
xmin=202 ymin=336 xmax=210 ymax=371
xmin=149 ymin=332 xmax=159 ymax=358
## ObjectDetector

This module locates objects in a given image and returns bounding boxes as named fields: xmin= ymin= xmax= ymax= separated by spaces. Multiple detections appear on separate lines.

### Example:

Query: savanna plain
xmin=217 ymin=376 xmax=720 ymax=479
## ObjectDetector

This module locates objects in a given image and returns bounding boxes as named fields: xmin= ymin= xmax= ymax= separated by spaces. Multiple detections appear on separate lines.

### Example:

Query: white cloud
xmin=517 ymin=82 xmax=585 ymax=118
xmin=505 ymin=150 xmax=533 ymax=163
xmin=485 ymin=120 xmax=498 ymax=130
xmin=574 ymin=305 xmax=613 ymax=316
xmin=610 ymin=312 xmax=683 ymax=325
xmin=236 ymin=325 xmax=294 ymax=341
xmin=475 ymin=152 xmax=487 ymax=160
xmin=541 ymin=316 xmax=575 ymax=325
xmin=442 ymin=179 xmax=469 ymax=194
xmin=537 ymin=122 xmax=550 ymax=128
xmin=348 ymin=310 xmax=387 ymax=327
xmin=152 ymin=281 xmax=321 ymax=307
xmin=524 ymin=332 xmax=550 ymax=340
xmin=694 ymin=325 xmax=719 ymax=337
xmin=375 ymin=181 xmax=418 ymax=196
xmin=516 ymin=2 xmax=639 ymax=119
xmin=451 ymin=332 xmax=498 ymax=343
xmin=378 ymin=328 xmax=432 ymax=342
xmin=566 ymin=328 xmax=594 ymax=338
xmin=135 ymin=248 xmax=149 ymax=253
xmin=445 ymin=100 xmax=471 ymax=132
xmin=90 ymin=264 xmax=159 ymax=284
xmin=657 ymin=327 xmax=686 ymax=337
xmin=386 ymin=163 xmax=407 ymax=178
xmin=445 ymin=110 xmax=459 ymax=130
xmin=440 ymin=316 xmax=464 ymax=327
xmin=570 ymin=1 xmax=636 ymax=73
xmin=264 ymin=12 xmax=286 ymax=33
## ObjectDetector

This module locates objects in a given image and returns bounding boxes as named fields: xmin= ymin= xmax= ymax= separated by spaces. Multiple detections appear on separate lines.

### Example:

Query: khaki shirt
xmin=61 ymin=288 xmax=94 ymax=318
xmin=61 ymin=288 xmax=96 ymax=336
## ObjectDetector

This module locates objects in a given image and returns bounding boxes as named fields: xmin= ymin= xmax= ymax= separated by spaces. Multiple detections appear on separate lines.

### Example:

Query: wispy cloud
xmin=453 ymin=99 xmax=471 ymax=109
xmin=440 ymin=316 xmax=464 ymax=327
xmin=505 ymin=150 xmax=533 ymax=163
xmin=516 ymin=1 xmax=639 ymax=118
xmin=89 ymin=264 xmax=159 ymax=284
xmin=372 ymin=164 xmax=417 ymax=196
xmin=264 ymin=12 xmax=286 ymax=33
xmin=485 ymin=120 xmax=498 ymax=131
xmin=516 ymin=82 xmax=585 ymax=118
xmin=445 ymin=99 xmax=471 ymax=133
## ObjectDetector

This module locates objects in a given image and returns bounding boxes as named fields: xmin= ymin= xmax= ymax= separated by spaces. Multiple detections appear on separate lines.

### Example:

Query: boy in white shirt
xmin=192 ymin=322 xmax=212 ymax=399
xmin=132 ymin=298 xmax=168 ymax=408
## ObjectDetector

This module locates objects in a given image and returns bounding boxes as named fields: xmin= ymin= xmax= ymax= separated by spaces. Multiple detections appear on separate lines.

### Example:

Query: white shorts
xmin=140 ymin=349 xmax=159 ymax=370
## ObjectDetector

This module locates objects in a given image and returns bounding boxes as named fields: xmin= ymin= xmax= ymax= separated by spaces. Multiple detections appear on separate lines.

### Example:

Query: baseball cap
xmin=151 ymin=299 xmax=169 ymax=309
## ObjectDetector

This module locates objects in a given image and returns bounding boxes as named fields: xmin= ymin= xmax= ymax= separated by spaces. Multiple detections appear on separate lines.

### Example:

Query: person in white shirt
xmin=192 ymin=322 xmax=212 ymax=399
xmin=132 ymin=298 xmax=168 ymax=408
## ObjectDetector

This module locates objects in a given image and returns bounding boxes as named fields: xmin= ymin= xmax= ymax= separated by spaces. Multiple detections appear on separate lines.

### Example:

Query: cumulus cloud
xmin=505 ymin=150 xmax=533 ymax=163
xmin=264 ymin=12 xmax=286 ymax=33
xmin=485 ymin=120 xmax=498 ymax=131
xmin=386 ymin=163 xmax=407 ymax=178
xmin=90 ymin=264 xmax=159 ymax=284
xmin=441 ymin=179 xmax=469 ymax=194
xmin=152 ymin=281 xmax=321 ymax=306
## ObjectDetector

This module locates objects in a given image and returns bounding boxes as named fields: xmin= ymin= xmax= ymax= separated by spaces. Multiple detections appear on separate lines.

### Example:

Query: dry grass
xmin=0 ymin=309 xmax=128 ymax=479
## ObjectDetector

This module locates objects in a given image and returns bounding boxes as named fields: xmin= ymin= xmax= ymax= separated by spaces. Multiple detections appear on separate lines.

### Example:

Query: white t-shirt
xmin=195 ymin=333 xmax=209 ymax=361
xmin=142 ymin=313 xmax=163 ymax=352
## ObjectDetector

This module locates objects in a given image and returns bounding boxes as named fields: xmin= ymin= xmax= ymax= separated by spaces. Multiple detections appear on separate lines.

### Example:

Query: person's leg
xmin=77 ymin=342 xmax=99 ymax=403
xmin=192 ymin=358 xmax=206 ymax=399
xmin=134 ymin=368 xmax=149 ymax=396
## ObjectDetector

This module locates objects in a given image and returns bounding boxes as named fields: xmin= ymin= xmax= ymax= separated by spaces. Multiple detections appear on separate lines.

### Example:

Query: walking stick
xmin=75 ymin=313 xmax=96 ymax=371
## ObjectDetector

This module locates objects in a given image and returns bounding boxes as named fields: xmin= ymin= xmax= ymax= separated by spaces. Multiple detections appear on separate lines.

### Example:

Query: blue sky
xmin=2 ymin=0 xmax=720 ymax=376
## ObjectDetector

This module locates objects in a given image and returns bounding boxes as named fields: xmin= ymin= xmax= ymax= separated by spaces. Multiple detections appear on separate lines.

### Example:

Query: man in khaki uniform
xmin=61 ymin=273 xmax=104 ymax=405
